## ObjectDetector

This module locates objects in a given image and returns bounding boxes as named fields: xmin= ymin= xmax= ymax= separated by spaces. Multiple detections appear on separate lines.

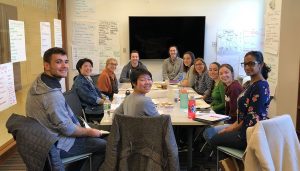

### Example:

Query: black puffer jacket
xmin=6 ymin=114 xmax=58 ymax=171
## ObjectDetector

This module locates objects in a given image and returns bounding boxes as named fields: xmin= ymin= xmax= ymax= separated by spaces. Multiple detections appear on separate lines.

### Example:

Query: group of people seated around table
xmin=25 ymin=45 xmax=271 ymax=170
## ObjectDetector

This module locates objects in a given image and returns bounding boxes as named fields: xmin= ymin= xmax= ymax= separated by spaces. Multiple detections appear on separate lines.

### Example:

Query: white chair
xmin=244 ymin=114 xmax=300 ymax=171
xmin=216 ymin=114 xmax=300 ymax=171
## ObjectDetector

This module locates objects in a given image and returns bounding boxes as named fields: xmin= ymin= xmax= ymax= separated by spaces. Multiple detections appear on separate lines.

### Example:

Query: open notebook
xmin=193 ymin=112 xmax=230 ymax=124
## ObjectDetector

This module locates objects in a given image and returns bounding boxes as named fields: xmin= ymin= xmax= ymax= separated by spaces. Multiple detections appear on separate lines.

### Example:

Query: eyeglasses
xmin=195 ymin=63 xmax=204 ymax=66
xmin=109 ymin=63 xmax=118 ymax=66
xmin=241 ymin=61 xmax=259 ymax=68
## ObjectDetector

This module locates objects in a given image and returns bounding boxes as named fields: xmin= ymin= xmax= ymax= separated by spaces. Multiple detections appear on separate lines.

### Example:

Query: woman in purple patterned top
xmin=203 ymin=51 xmax=271 ymax=150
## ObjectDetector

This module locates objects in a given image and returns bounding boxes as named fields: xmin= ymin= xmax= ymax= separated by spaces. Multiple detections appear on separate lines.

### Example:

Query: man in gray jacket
xmin=26 ymin=47 xmax=106 ymax=171
xmin=162 ymin=45 xmax=183 ymax=81
xmin=119 ymin=50 xmax=148 ymax=83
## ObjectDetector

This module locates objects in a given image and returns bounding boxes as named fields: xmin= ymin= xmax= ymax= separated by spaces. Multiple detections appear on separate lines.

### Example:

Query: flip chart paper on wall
xmin=71 ymin=20 xmax=121 ymax=73
xmin=40 ymin=22 xmax=52 ymax=57
xmin=71 ymin=45 xmax=99 ymax=74
xmin=264 ymin=0 xmax=282 ymax=55
xmin=0 ymin=63 xmax=17 ymax=112
xmin=73 ymin=0 xmax=96 ymax=20
xmin=9 ymin=20 xmax=26 ymax=63
xmin=98 ymin=20 xmax=121 ymax=69
xmin=72 ymin=21 xmax=98 ymax=70
xmin=54 ymin=19 xmax=62 ymax=48
xmin=264 ymin=0 xmax=282 ymax=96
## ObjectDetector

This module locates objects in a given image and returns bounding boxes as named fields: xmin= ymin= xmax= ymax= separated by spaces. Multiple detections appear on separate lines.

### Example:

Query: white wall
xmin=272 ymin=0 xmax=300 ymax=125
xmin=66 ymin=0 xmax=264 ymax=83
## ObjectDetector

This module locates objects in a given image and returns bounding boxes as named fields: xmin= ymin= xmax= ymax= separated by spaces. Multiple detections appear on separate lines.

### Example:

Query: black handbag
xmin=84 ymin=105 xmax=104 ymax=115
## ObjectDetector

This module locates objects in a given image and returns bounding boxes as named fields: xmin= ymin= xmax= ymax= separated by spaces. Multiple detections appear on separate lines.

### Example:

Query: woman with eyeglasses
xmin=192 ymin=58 xmax=213 ymax=102
xmin=203 ymin=51 xmax=271 ymax=150
xmin=98 ymin=58 xmax=119 ymax=100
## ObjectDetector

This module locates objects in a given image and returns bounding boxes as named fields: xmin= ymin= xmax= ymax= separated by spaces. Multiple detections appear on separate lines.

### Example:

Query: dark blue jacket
xmin=72 ymin=74 xmax=103 ymax=114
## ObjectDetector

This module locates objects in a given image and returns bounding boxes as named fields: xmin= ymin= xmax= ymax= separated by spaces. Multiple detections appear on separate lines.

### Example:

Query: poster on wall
xmin=264 ymin=53 xmax=277 ymax=96
xmin=0 ymin=63 xmax=17 ymax=112
xmin=71 ymin=45 xmax=99 ymax=74
xmin=98 ymin=20 xmax=121 ymax=70
xmin=54 ymin=19 xmax=62 ymax=48
xmin=71 ymin=20 xmax=120 ymax=73
xmin=264 ymin=0 xmax=282 ymax=55
xmin=71 ymin=21 xmax=98 ymax=72
xmin=73 ymin=0 xmax=96 ymax=19
xmin=8 ymin=20 xmax=26 ymax=63
xmin=40 ymin=22 xmax=52 ymax=57
xmin=264 ymin=0 xmax=282 ymax=96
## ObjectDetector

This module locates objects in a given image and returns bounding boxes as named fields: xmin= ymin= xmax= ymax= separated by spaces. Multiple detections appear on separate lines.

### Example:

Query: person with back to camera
xmin=192 ymin=58 xmax=214 ymax=103
xmin=162 ymin=45 xmax=184 ymax=82
xmin=72 ymin=58 xmax=105 ymax=120
xmin=114 ymin=68 xmax=159 ymax=117
xmin=219 ymin=64 xmax=244 ymax=124
xmin=26 ymin=47 xmax=106 ymax=171
xmin=119 ymin=50 xmax=148 ymax=83
xmin=208 ymin=62 xmax=225 ymax=114
xmin=97 ymin=58 xmax=119 ymax=100
xmin=203 ymin=51 xmax=271 ymax=150
xmin=180 ymin=51 xmax=196 ymax=87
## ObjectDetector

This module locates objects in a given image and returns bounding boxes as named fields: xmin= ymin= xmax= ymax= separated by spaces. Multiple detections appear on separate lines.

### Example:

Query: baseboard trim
xmin=0 ymin=139 xmax=16 ymax=164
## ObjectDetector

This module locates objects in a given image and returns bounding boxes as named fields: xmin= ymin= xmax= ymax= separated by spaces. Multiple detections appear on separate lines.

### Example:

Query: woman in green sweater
xmin=208 ymin=62 xmax=225 ymax=114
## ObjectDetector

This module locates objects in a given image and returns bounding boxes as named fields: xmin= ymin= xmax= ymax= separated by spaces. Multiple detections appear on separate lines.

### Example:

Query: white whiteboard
xmin=216 ymin=29 xmax=263 ymax=77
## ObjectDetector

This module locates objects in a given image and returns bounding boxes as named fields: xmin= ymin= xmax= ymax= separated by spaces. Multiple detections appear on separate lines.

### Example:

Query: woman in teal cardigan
xmin=208 ymin=62 xmax=225 ymax=114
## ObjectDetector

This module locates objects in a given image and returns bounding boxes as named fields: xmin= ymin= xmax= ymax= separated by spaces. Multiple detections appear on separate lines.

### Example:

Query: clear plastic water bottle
xmin=188 ymin=95 xmax=196 ymax=119
xmin=103 ymin=96 xmax=111 ymax=119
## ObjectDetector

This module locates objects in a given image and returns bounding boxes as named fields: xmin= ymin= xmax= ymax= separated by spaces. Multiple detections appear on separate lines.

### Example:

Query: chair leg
xmin=89 ymin=155 xmax=92 ymax=171
xmin=216 ymin=149 xmax=219 ymax=171
xmin=81 ymin=109 xmax=88 ymax=122
xmin=193 ymin=126 xmax=206 ymax=143
xmin=200 ymin=141 xmax=207 ymax=152
xmin=209 ymin=150 xmax=214 ymax=157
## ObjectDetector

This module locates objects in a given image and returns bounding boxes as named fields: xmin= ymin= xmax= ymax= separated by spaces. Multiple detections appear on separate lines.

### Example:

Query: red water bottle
xmin=188 ymin=95 xmax=196 ymax=119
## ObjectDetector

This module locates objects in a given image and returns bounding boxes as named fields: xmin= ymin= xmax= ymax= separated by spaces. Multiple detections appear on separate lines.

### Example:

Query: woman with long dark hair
xmin=208 ymin=62 xmax=225 ymax=114
xmin=180 ymin=51 xmax=195 ymax=87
